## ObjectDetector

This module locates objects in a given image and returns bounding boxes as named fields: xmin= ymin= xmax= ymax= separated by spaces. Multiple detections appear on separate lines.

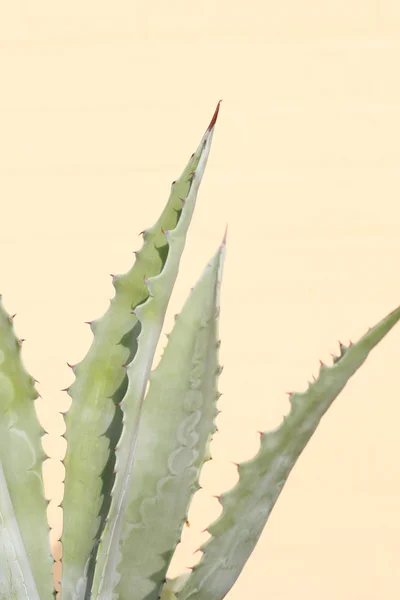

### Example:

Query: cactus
xmin=0 ymin=101 xmax=399 ymax=600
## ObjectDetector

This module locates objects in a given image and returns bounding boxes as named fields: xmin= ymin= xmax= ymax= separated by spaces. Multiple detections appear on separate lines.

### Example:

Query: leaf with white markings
xmin=112 ymin=236 xmax=225 ymax=600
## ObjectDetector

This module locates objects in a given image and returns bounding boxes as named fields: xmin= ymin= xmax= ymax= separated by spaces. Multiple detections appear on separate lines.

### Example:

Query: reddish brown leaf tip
xmin=207 ymin=100 xmax=222 ymax=133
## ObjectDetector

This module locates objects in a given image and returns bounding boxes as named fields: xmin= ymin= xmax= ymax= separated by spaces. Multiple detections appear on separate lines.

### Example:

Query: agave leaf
xmin=0 ymin=297 xmax=53 ymax=599
xmin=0 ymin=461 xmax=40 ymax=600
xmin=174 ymin=305 xmax=400 ymax=600
xmin=61 ymin=102 xmax=221 ymax=600
xmin=90 ymin=107 xmax=221 ymax=600
xmin=110 ymin=237 xmax=225 ymax=600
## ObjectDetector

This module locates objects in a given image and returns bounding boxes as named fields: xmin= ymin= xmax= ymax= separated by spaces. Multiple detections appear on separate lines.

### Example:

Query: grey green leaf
xmin=91 ymin=105 xmax=221 ymax=600
xmin=113 ymin=237 xmax=225 ymax=600
xmin=175 ymin=305 xmax=400 ymax=600
xmin=61 ymin=102 xmax=221 ymax=600
xmin=0 ymin=297 xmax=53 ymax=599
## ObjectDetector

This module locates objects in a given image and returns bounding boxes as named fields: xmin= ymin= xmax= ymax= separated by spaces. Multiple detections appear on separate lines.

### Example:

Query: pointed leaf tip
xmin=174 ymin=304 xmax=400 ymax=600
xmin=222 ymin=224 xmax=228 ymax=246
xmin=206 ymin=100 xmax=222 ymax=133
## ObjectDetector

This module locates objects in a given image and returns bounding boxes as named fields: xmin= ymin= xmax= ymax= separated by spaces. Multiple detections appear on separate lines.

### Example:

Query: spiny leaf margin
xmin=89 ymin=103 xmax=221 ymax=599
xmin=61 ymin=102 xmax=221 ymax=600
xmin=175 ymin=304 xmax=400 ymax=600
xmin=114 ymin=236 xmax=226 ymax=600
xmin=0 ymin=296 xmax=53 ymax=599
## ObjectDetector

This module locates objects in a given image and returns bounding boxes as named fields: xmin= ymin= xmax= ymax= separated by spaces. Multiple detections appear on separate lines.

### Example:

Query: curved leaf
xmin=0 ymin=297 xmax=53 ymax=599
xmin=175 ymin=305 xmax=400 ymax=600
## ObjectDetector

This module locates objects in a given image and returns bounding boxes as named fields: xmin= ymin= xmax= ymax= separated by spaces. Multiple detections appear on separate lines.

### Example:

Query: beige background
xmin=1 ymin=1 xmax=400 ymax=598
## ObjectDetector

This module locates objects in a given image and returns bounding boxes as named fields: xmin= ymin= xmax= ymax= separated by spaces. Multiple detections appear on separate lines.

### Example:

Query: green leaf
xmin=174 ymin=304 xmax=400 ymax=600
xmin=0 ymin=461 xmax=40 ymax=600
xmin=112 ymin=237 xmax=225 ymax=600
xmin=0 ymin=297 xmax=53 ymax=599
xmin=61 ymin=102 xmax=221 ymax=600
xmin=90 ymin=105 xmax=221 ymax=600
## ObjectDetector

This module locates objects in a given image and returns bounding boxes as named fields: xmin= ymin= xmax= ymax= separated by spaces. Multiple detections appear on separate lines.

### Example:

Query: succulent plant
xmin=0 ymin=102 xmax=399 ymax=600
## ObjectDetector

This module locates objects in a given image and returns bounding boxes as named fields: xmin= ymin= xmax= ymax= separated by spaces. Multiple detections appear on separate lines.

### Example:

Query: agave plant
xmin=0 ymin=102 xmax=399 ymax=600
